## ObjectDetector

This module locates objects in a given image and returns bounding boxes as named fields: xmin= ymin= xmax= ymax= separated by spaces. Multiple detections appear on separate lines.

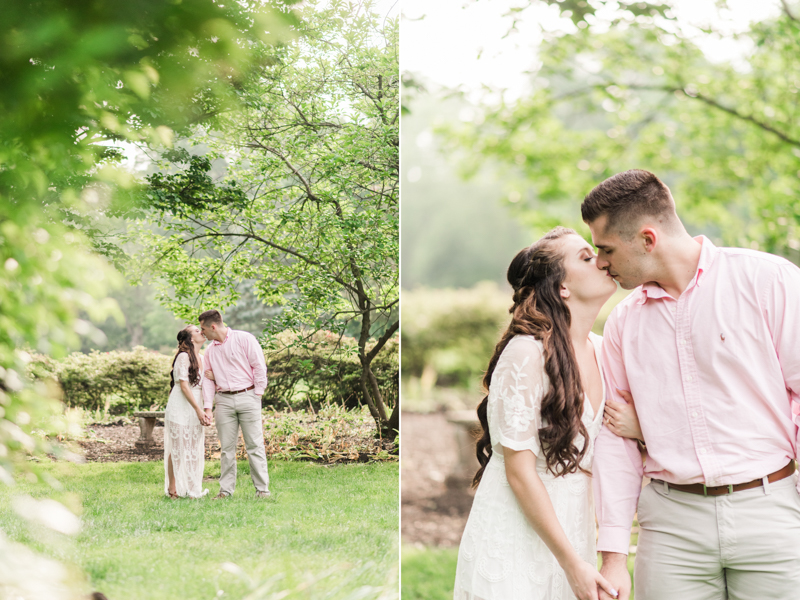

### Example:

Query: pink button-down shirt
xmin=201 ymin=329 xmax=268 ymax=409
xmin=593 ymin=236 xmax=800 ymax=554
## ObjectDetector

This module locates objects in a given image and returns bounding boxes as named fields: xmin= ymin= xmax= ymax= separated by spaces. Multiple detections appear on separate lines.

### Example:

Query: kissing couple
xmin=454 ymin=169 xmax=800 ymax=599
xmin=163 ymin=309 xmax=271 ymax=500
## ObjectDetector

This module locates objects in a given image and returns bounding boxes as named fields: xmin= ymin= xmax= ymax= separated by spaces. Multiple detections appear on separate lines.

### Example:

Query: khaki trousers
xmin=214 ymin=389 xmax=269 ymax=495
xmin=634 ymin=473 xmax=800 ymax=600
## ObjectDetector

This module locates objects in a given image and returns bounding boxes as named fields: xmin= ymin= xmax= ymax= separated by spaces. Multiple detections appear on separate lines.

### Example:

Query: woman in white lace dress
xmin=165 ymin=325 xmax=210 ymax=499
xmin=454 ymin=227 xmax=639 ymax=600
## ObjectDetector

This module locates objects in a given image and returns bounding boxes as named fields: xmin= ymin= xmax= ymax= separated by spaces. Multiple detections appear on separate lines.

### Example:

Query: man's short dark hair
xmin=581 ymin=169 xmax=676 ymax=235
xmin=199 ymin=309 xmax=223 ymax=325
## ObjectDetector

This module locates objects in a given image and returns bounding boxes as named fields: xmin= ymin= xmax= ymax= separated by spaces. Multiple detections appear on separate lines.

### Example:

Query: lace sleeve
xmin=175 ymin=352 xmax=190 ymax=382
xmin=487 ymin=336 xmax=547 ymax=455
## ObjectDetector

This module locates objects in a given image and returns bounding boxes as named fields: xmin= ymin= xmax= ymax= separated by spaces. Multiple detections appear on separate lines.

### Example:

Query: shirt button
xmin=680 ymin=340 xmax=687 ymax=346
xmin=692 ymin=411 xmax=697 ymax=418
xmin=686 ymin=375 xmax=693 ymax=382
xmin=700 ymin=448 xmax=708 ymax=454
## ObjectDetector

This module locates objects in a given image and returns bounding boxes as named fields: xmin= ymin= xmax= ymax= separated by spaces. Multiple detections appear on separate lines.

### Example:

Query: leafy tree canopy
xmin=440 ymin=0 xmax=800 ymax=259
xmin=128 ymin=0 xmax=399 ymax=435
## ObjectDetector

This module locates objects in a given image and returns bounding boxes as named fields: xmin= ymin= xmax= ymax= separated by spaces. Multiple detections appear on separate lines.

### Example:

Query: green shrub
xmin=30 ymin=347 xmax=173 ymax=414
xmin=28 ymin=331 xmax=399 ymax=414
xmin=264 ymin=330 xmax=399 ymax=411
xmin=401 ymin=283 xmax=629 ymax=390
xmin=401 ymin=282 xmax=510 ymax=388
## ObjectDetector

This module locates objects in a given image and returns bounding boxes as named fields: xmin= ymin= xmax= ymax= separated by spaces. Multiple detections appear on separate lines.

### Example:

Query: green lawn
xmin=401 ymin=544 xmax=637 ymax=599
xmin=0 ymin=460 xmax=399 ymax=600
xmin=401 ymin=545 xmax=458 ymax=600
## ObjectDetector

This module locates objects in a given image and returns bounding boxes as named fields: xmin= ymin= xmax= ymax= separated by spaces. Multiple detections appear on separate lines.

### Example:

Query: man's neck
xmin=653 ymin=234 xmax=703 ymax=299
xmin=216 ymin=325 xmax=229 ymax=342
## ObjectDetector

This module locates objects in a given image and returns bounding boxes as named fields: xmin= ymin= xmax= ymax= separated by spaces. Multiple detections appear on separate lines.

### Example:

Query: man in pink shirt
xmin=582 ymin=170 xmax=800 ymax=600
xmin=199 ymin=309 xmax=270 ymax=499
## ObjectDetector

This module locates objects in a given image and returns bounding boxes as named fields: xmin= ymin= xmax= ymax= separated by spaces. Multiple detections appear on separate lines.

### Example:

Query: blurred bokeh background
xmin=400 ymin=1 xmax=800 ymax=597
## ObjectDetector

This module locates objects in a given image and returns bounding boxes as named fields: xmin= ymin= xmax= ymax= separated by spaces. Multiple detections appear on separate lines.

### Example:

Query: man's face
xmin=588 ymin=215 xmax=648 ymax=290
xmin=199 ymin=321 xmax=214 ymax=340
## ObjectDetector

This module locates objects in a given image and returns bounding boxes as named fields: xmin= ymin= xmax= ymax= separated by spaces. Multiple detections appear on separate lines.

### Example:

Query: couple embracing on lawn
xmin=163 ymin=309 xmax=271 ymax=501
xmin=454 ymin=169 xmax=800 ymax=600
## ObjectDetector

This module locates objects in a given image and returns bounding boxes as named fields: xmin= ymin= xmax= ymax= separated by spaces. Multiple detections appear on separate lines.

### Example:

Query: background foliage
xmin=29 ymin=333 xmax=398 ymax=415
xmin=128 ymin=0 xmax=399 ymax=434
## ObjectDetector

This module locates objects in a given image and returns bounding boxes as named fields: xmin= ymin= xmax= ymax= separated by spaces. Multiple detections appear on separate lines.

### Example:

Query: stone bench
xmin=445 ymin=410 xmax=481 ymax=483
xmin=133 ymin=411 xmax=164 ymax=449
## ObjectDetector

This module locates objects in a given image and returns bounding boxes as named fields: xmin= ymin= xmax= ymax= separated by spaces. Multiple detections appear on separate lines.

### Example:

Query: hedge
xmin=28 ymin=332 xmax=399 ymax=414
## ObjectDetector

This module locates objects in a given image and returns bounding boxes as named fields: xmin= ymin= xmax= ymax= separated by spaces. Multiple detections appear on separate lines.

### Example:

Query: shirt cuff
xmin=254 ymin=387 xmax=266 ymax=398
xmin=597 ymin=526 xmax=632 ymax=556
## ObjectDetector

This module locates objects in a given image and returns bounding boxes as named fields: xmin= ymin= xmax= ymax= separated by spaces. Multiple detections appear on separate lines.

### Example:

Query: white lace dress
xmin=454 ymin=334 xmax=606 ymax=600
xmin=164 ymin=352 xmax=208 ymax=498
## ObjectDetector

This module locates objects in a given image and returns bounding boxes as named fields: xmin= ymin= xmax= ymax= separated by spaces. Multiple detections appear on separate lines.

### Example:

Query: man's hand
xmin=204 ymin=369 xmax=215 ymax=381
xmin=599 ymin=553 xmax=631 ymax=600
xmin=204 ymin=408 xmax=213 ymax=426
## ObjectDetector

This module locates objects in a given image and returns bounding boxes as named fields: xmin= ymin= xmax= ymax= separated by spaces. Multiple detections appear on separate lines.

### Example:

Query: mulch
xmin=401 ymin=411 xmax=476 ymax=548
xmin=74 ymin=419 xmax=220 ymax=463
xmin=70 ymin=419 xmax=396 ymax=464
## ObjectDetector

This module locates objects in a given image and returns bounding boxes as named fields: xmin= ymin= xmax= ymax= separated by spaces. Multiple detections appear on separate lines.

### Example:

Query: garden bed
xmin=55 ymin=406 xmax=397 ymax=464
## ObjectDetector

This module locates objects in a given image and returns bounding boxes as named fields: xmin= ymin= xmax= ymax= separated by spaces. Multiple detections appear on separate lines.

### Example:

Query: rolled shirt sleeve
xmin=593 ymin=308 xmax=645 ymax=555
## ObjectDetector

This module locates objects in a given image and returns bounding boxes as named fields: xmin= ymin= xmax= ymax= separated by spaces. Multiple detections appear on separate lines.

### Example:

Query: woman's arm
xmin=504 ymin=448 xmax=618 ymax=600
xmin=176 ymin=354 xmax=209 ymax=424
xmin=603 ymin=389 xmax=643 ymax=443
xmin=179 ymin=379 xmax=207 ymax=424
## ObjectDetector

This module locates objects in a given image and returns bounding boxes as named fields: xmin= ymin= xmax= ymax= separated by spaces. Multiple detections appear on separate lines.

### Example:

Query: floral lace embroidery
xmin=496 ymin=356 xmax=541 ymax=433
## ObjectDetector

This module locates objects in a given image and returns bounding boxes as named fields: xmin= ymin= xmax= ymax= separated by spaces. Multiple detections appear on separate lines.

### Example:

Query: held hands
xmin=197 ymin=409 xmax=212 ymax=426
xmin=603 ymin=389 xmax=643 ymax=442
xmin=598 ymin=554 xmax=631 ymax=600
xmin=565 ymin=558 xmax=618 ymax=600
xmin=204 ymin=369 xmax=215 ymax=381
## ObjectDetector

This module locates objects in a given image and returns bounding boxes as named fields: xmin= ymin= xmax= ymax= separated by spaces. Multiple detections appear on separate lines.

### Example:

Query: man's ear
xmin=560 ymin=284 xmax=570 ymax=299
xmin=640 ymin=227 xmax=658 ymax=253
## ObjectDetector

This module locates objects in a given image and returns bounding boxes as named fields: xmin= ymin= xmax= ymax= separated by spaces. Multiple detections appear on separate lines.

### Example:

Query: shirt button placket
xmin=677 ymin=295 xmax=707 ymax=480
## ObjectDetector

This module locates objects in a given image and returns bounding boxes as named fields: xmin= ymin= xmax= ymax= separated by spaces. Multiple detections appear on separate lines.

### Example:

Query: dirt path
xmin=401 ymin=411 xmax=476 ymax=548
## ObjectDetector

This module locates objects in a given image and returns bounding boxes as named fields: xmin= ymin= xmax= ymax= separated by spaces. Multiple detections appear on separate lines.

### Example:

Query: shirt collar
xmin=637 ymin=235 xmax=717 ymax=304
xmin=213 ymin=328 xmax=232 ymax=346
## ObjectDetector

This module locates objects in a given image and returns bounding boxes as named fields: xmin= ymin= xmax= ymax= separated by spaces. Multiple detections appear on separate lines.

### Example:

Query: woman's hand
xmin=604 ymin=389 xmax=643 ymax=442
xmin=565 ymin=558 xmax=618 ymax=600
xmin=204 ymin=369 xmax=215 ymax=381
xmin=196 ymin=409 xmax=209 ymax=426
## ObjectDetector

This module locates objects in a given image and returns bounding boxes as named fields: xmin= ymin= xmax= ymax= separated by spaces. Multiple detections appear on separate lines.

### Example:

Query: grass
xmin=0 ymin=460 xmax=399 ymax=600
xmin=400 ymin=543 xmax=638 ymax=600
xmin=401 ymin=545 xmax=458 ymax=600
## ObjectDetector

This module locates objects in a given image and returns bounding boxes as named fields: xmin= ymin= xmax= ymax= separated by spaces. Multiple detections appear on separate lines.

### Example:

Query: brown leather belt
xmin=654 ymin=461 xmax=796 ymax=497
xmin=219 ymin=385 xmax=255 ymax=395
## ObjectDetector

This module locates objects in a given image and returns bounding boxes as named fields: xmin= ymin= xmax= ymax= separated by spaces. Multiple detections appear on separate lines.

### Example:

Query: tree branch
xmin=781 ymin=0 xmax=799 ymax=22
xmin=365 ymin=319 xmax=399 ymax=363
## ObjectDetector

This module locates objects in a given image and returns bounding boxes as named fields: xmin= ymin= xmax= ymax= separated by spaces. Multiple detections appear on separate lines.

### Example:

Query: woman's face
xmin=559 ymin=233 xmax=618 ymax=304
xmin=188 ymin=325 xmax=205 ymax=346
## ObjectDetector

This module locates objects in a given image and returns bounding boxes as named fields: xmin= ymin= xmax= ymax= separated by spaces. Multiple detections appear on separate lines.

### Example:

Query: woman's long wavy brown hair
xmin=170 ymin=326 xmax=201 ymax=390
xmin=473 ymin=226 xmax=589 ymax=486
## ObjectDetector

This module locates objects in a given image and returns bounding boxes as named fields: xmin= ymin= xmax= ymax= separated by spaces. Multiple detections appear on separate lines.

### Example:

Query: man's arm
xmin=594 ymin=309 xmax=644 ymax=600
xmin=764 ymin=263 xmax=800 ymax=491
xmin=245 ymin=333 xmax=268 ymax=397
xmin=201 ymin=348 xmax=216 ymax=410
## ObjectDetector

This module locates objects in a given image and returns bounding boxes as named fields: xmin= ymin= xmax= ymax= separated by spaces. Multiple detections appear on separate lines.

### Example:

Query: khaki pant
xmin=634 ymin=473 xmax=800 ymax=599
xmin=214 ymin=389 xmax=269 ymax=495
